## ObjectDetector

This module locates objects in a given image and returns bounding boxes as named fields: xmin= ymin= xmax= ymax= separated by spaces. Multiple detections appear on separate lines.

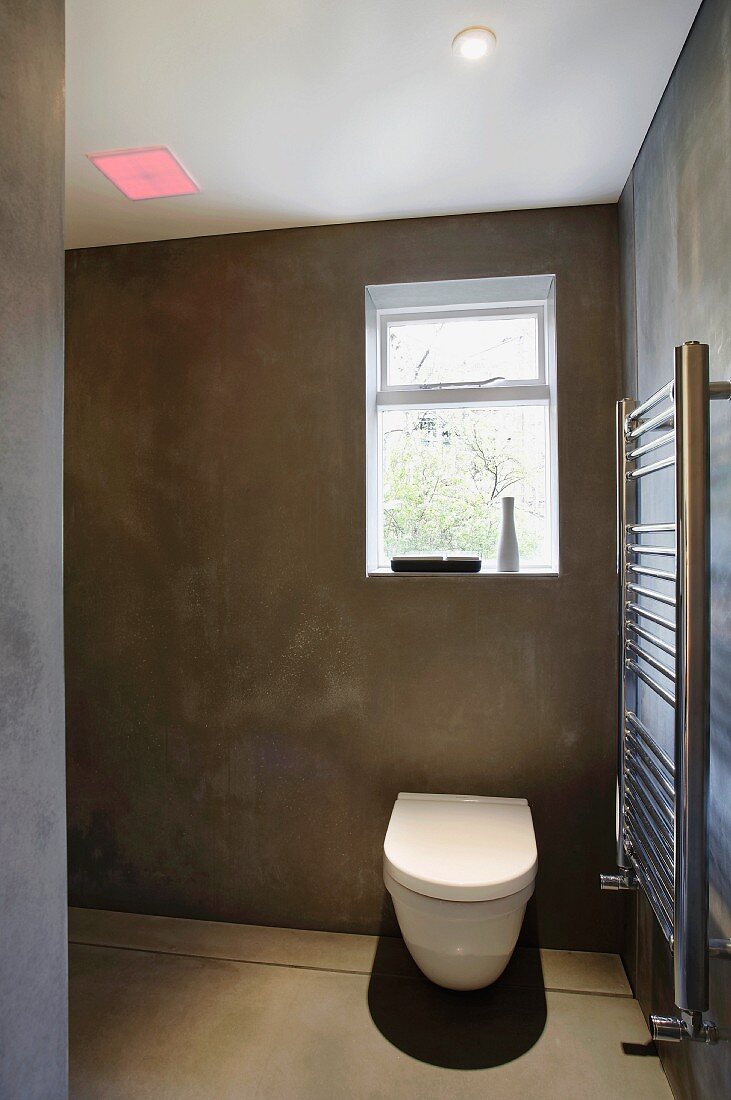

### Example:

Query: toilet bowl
xmin=383 ymin=793 xmax=537 ymax=991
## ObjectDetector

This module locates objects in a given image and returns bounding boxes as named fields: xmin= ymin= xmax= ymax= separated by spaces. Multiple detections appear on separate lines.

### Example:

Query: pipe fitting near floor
xmin=650 ymin=1012 xmax=719 ymax=1045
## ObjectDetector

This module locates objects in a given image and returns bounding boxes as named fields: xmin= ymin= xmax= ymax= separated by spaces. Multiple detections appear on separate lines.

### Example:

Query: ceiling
xmin=66 ymin=0 xmax=701 ymax=250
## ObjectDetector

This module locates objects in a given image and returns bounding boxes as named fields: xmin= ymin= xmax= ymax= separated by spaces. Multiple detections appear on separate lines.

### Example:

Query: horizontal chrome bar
xmin=626 ymin=826 xmax=674 ymax=927
xmin=628 ymin=831 xmax=672 ymax=919
xmin=626 ymin=381 xmax=674 ymax=424
xmin=626 ymin=620 xmax=676 ymax=658
xmin=626 ymin=659 xmax=677 ymax=707
xmin=624 ymin=770 xmax=677 ymax=853
xmin=628 ymin=564 xmax=677 ymax=583
xmin=627 ymin=523 xmax=676 ymax=534
xmin=627 ymin=431 xmax=675 ymax=460
xmin=626 ymin=733 xmax=676 ymax=801
xmin=626 ymin=826 xmax=675 ymax=934
xmin=626 ymin=640 xmax=676 ymax=682
xmin=626 ymin=760 xmax=675 ymax=833
xmin=627 ymin=761 xmax=676 ymax=847
xmin=625 ymin=798 xmax=674 ymax=891
xmin=627 ymin=583 xmax=676 ymax=608
xmin=635 ymin=863 xmax=675 ymax=945
xmin=626 ymin=455 xmax=675 ymax=480
xmin=709 ymin=938 xmax=731 ymax=958
xmin=627 ymin=544 xmax=676 ymax=557
xmin=626 ymin=781 xmax=674 ymax=860
xmin=710 ymin=381 xmax=731 ymax=401
xmin=626 ymin=407 xmax=674 ymax=441
xmin=625 ymin=824 xmax=673 ymax=913
xmin=625 ymin=711 xmax=675 ymax=777
xmin=625 ymin=602 xmax=677 ymax=633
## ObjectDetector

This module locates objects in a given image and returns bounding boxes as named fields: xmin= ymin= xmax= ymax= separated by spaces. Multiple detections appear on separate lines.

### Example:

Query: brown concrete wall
xmin=65 ymin=204 xmax=623 ymax=950
xmin=0 ymin=1 xmax=67 ymax=1095
xmin=619 ymin=0 xmax=731 ymax=1094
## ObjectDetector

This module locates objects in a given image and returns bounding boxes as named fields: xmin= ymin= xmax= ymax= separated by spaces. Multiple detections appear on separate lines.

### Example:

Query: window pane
xmin=386 ymin=314 xmax=538 ymax=387
xmin=381 ymin=406 xmax=549 ymax=565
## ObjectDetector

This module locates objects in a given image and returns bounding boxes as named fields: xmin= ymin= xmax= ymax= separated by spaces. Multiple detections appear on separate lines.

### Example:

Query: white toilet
xmin=383 ymin=793 xmax=537 ymax=991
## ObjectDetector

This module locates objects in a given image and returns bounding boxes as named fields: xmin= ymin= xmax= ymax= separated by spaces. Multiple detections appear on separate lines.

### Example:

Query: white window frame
xmin=365 ymin=276 xmax=559 ymax=576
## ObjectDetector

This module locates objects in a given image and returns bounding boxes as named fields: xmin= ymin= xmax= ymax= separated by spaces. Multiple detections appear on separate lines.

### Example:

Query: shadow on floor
xmin=622 ymin=1040 xmax=659 ymax=1057
xmin=367 ymin=938 xmax=547 ymax=1069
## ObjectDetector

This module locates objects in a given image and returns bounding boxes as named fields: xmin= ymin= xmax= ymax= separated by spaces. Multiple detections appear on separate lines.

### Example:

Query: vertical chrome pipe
xmin=673 ymin=342 xmax=711 ymax=1015
xmin=617 ymin=397 xmax=636 ymax=868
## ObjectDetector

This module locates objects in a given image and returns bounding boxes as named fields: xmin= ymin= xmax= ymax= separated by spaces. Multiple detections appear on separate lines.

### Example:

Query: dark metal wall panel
xmin=0 ymin=1 xmax=67 ymax=1096
xmin=619 ymin=0 xmax=731 ymax=1094
xmin=65 ymin=203 xmax=623 ymax=951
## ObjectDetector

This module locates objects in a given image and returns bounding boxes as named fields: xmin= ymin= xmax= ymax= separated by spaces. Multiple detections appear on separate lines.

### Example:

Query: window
xmin=365 ymin=276 xmax=558 ymax=574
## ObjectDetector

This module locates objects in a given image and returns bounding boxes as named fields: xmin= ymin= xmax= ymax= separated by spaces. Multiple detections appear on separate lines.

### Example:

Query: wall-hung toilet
xmin=383 ymin=793 xmax=537 ymax=991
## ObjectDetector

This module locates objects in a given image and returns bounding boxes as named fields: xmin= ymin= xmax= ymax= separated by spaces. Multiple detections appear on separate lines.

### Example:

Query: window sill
xmin=366 ymin=567 xmax=559 ymax=578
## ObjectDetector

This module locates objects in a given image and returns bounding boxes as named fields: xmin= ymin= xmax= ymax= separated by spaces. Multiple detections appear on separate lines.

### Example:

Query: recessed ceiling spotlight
xmin=452 ymin=26 xmax=497 ymax=62
xmin=86 ymin=146 xmax=200 ymax=201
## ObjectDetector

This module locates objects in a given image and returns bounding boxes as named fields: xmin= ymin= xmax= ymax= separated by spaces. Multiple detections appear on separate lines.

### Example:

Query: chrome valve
xmin=600 ymin=870 xmax=637 ymax=891
xmin=650 ymin=1013 xmax=718 ymax=1044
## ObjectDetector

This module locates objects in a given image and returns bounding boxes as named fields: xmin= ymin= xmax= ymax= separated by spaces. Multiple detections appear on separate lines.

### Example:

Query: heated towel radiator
xmin=601 ymin=341 xmax=730 ymax=1045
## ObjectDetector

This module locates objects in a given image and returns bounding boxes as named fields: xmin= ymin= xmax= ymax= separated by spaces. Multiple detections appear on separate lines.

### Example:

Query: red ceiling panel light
xmin=86 ymin=146 xmax=200 ymax=201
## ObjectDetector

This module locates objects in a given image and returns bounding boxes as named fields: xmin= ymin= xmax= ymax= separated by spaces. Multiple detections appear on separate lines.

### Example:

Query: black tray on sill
xmin=390 ymin=555 xmax=482 ymax=574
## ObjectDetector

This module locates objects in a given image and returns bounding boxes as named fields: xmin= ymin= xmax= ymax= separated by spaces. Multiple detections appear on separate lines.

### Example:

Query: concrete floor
xmin=68 ymin=909 xmax=672 ymax=1100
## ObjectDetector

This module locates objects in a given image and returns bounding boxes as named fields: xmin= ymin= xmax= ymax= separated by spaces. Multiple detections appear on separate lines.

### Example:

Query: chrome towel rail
xmin=626 ymin=454 xmax=675 ymax=480
xmin=626 ymin=406 xmax=675 ymax=440
xmin=625 ymin=640 xmax=675 ymax=683
xmin=627 ymin=523 xmax=676 ymax=533
xmin=626 ymin=582 xmax=676 ymax=607
xmin=627 ymin=544 xmax=675 ymax=556
xmin=630 ymin=380 xmax=674 ymax=421
xmin=627 ymin=564 xmax=676 ymax=582
xmin=627 ymin=710 xmax=675 ymax=776
xmin=625 ymin=602 xmax=676 ymax=633
xmin=602 ymin=342 xmax=731 ymax=1046
xmin=628 ymin=432 xmax=675 ymax=460
xmin=626 ymin=659 xmax=676 ymax=708
xmin=626 ymin=621 xmax=676 ymax=658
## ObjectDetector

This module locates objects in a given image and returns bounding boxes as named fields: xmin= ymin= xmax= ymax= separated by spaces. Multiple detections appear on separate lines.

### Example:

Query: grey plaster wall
xmin=0 ymin=1 xmax=67 ymax=1096
xmin=619 ymin=0 xmax=731 ymax=1094
xmin=65 ymin=204 xmax=624 ymax=951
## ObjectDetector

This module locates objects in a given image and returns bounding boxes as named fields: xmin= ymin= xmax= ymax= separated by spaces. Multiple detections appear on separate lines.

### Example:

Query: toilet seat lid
xmin=383 ymin=793 xmax=537 ymax=902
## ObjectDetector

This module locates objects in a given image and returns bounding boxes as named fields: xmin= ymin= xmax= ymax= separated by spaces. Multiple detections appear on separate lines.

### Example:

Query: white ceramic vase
xmin=497 ymin=496 xmax=520 ymax=572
